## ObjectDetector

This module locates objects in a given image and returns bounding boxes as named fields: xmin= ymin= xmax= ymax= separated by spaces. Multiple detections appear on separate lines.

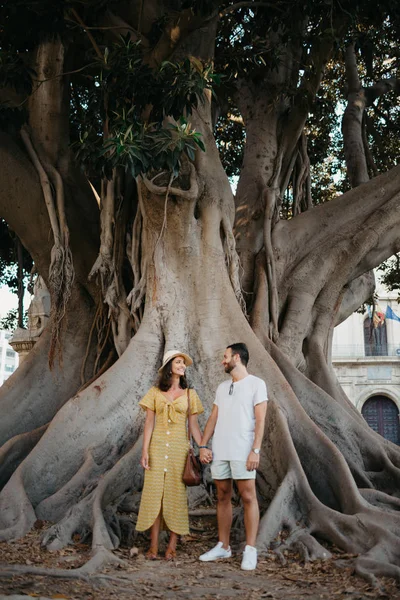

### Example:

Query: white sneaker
xmin=241 ymin=545 xmax=257 ymax=570
xmin=199 ymin=542 xmax=232 ymax=562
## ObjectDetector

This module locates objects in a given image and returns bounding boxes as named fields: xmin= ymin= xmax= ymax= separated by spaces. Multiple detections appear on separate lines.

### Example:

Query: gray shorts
xmin=211 ymin=459 xmax=257 ymax=480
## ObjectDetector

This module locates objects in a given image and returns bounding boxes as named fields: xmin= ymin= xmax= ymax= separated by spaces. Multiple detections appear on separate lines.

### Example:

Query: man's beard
xmin=224 ymin=361 xmax=235 ymax=373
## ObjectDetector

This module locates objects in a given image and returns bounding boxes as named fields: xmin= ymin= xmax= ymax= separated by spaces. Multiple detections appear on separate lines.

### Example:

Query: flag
xmin=386 ymin=305 xmax=400 ymax=323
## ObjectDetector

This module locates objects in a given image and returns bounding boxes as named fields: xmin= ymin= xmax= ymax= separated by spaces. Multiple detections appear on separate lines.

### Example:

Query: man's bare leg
xmin=237 ymin=479 xmax=259 ymax=547
xmin=215 ymin=479 xmax=233 ymax=549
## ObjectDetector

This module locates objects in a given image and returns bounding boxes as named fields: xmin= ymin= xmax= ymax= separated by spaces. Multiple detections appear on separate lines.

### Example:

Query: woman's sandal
xmin=164 ymin=547 xmax=177 ymax=560
xmin=145 ymin=546 xmax=158 ymax=560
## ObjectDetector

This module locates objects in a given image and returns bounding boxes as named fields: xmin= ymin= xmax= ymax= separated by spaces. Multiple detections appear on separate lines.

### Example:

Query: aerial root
xmin=126 ymin=186 xmax=146 ymax=329
xmin=221 ymin=216 xmax=247 ymax=315
xmin=20 ymin=126 xmax=74 ymax=366
xmin=141 ymin=163 xmax=199 ymax=200
xmin=89 ymin=172 xmax=132 ymax=356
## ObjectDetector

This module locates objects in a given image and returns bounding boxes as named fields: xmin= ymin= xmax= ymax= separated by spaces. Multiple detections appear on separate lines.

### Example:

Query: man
xmin=198 ymin=343 xmax=268 ymax=571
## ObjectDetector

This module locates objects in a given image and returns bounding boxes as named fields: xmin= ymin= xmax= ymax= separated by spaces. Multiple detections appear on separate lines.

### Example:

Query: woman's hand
xmin=200 ymin=448 xmax=212 ymax=464
xmin=140 ymin=451 xmax=150 ymax=470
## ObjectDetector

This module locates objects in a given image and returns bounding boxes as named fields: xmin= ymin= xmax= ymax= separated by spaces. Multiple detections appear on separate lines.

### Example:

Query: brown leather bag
xmin=182 ymin=388 xmax=202 ymax=487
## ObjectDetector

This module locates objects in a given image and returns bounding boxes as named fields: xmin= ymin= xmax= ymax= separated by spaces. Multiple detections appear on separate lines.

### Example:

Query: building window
xmin=5 ymin=364 xmax=14 ymax=373
xmin=362 ymin=396 xmax=400 ymax=445
xmin=363 ymin=316 xmax=388 ymax=356
xmin=6 ymin=349 xmax=15 ymax=358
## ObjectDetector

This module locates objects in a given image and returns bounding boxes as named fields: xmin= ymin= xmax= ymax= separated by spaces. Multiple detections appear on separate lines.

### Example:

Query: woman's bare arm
xmin=140 ymin=409 xmax=155 ymax=470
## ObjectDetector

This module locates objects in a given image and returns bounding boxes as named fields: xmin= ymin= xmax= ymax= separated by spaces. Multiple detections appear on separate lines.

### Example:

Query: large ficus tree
xmin=1 ymin=0 xmax=400 ymax=583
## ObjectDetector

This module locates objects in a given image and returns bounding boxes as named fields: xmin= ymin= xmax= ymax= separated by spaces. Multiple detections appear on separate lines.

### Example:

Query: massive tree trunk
xmin=1 ymin=2 xmax=400 ymax=586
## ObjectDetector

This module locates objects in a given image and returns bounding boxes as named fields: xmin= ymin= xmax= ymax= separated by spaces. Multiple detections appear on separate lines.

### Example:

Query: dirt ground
xmin=0 ymin=518 xmax=399 ymax=600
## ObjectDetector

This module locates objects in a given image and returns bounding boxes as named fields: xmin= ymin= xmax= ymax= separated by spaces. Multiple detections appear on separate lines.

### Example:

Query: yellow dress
xmin=136 ymin=386 xmax=204 ymax=535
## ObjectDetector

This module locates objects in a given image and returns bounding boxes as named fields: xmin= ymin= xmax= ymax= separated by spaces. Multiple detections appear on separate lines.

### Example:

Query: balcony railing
xmin=332 ymin=344 xmax=400 ymax=359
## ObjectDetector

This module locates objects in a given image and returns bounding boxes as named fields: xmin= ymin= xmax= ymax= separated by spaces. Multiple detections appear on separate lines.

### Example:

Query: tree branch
xmin=97 ymin=10 xmax=150 ymax=47
xmin=273 ymin=163 xmax=400 ymax=279
xmin=219 ymin=2 xmax=278 ymax=18
xmin=342 ymin=43 xmax=369 ymax=187
xmin=344 ymin=42 xmax=361 ymax=93
xmin=279 ymin=20 xmax=341 ymax=188
xmin=141 ymin=164 xmax=198 ymax=200
xmin=70 ymin=8 xmax=104 ymax=61
xmin=365 ymin=77 xmax=400 ymax=105
xmin=147 ymin=9 xmax=217 ymax=67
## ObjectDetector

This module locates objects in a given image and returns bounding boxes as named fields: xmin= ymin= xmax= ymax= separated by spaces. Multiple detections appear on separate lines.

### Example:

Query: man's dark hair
xmin=227 ymin=343 xmax=249 ymax=367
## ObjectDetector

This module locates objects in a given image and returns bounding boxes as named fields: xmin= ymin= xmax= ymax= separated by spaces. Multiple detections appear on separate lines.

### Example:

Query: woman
xmin=136 ymin=349 xmax=204 ymax=560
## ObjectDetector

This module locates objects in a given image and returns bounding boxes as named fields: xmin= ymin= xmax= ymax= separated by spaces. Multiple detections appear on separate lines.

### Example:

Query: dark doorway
xmin=362 ymin=396 xmax=400 ymax=445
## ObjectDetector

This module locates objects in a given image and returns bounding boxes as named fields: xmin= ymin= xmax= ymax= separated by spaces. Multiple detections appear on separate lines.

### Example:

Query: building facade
xmin=0 ymin=329 xmax=19 ymax=386
xmin=332 ymin=284 xmax=400 ymax=445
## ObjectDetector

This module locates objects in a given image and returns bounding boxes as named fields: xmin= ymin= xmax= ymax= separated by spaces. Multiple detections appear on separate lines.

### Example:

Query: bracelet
xmin=199 ymin=445 xmax=208 ymax=449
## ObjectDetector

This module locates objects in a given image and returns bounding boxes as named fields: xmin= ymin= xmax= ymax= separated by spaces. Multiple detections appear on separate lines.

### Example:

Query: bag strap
xmin=186 ymin=388 xmax=192 ymax=443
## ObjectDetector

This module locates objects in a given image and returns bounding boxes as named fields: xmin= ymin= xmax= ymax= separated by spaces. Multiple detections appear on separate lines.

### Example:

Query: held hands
xmin=200 ymin=448 xmax=212 ymax=464
xmin=246 ymin=450 xmax=260 ymax=471
xmin=140 ymin=451 xmax=150 ymax=470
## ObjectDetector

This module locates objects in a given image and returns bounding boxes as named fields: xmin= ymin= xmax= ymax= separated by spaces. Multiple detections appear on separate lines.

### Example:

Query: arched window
xmin=363 ymin=316 xmax=388 ymax=356
xmin=362 ymin=396 xmax=400 ymax=445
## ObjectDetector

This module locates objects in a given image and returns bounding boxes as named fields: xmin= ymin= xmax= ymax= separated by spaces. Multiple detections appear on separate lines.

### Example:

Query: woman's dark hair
xmin=227 ymin=342 xmax=249 ymax=366
xmin=157 ymin=359 xmax=188 ymax=392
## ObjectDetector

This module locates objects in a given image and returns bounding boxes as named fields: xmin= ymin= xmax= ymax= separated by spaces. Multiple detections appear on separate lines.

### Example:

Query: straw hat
xmin=158 ymin=350 xmax=193 ymax=373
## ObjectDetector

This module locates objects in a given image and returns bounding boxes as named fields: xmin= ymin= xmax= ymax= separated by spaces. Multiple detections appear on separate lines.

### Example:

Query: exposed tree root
xmin=0 ymin=471 xmax=36 ymax=541
xmin=265 ymin=339 xmax=400 ymax=494
xmin=257 ymin=401 xmax=400 ymax=583
xmin=0 ymin=286 xmax=97 ymax=449
xmin=40 ymin=436 xmax=143 ymax=553
xmin=0 ymin=547 xmax=130 ymax=585
xmin=0 ymin=316 xmax=163 ymax=541
xmin=0 ymin=424 xmax=48 ymax=489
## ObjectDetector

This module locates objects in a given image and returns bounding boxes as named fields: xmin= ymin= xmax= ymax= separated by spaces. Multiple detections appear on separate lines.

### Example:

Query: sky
xmin=0 ymin=286 xmax=32 ymax=320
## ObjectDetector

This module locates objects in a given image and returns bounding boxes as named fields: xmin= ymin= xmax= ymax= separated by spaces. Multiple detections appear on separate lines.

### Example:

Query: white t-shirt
xmin=212 ymin=374 xmax=268 ymax=461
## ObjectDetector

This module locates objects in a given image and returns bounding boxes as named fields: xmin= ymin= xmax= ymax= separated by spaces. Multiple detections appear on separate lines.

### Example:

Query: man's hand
xmin=246 ymin=450 xmax=260 ymax=471
xmin=200 ymin=448 xmax=212 ymax=464
xmin=140 ymin=451 xmax=150 ymax=470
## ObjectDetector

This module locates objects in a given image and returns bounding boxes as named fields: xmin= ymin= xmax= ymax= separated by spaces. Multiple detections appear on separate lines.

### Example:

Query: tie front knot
xmin=162 ymin=400 xmax=180 ymax=426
